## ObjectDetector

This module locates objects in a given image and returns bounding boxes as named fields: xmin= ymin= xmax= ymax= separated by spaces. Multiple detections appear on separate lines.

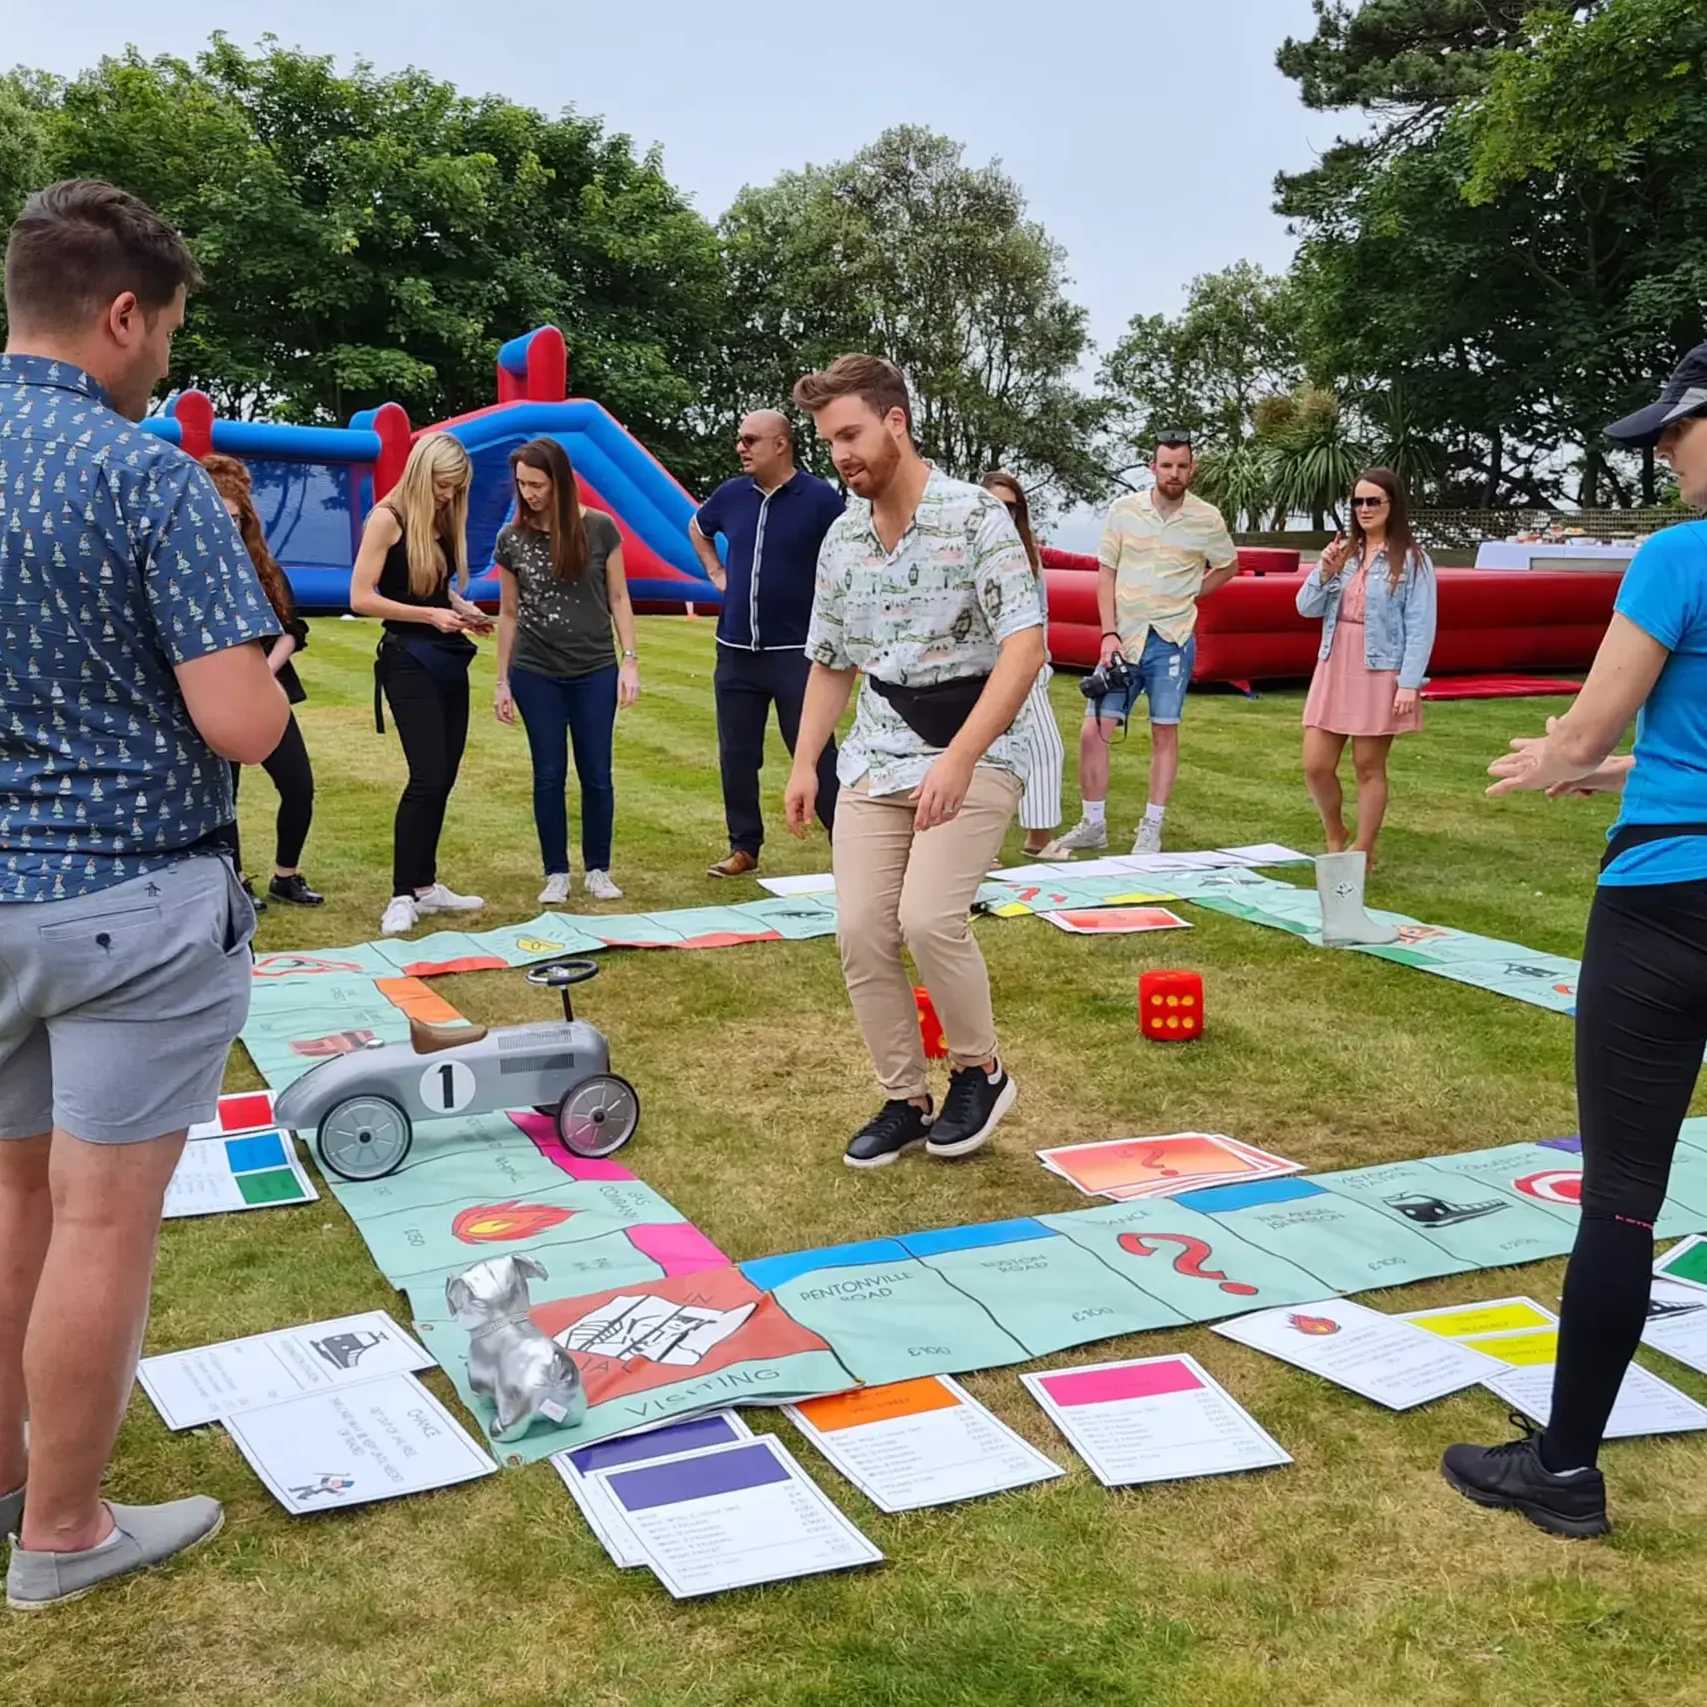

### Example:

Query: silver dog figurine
xmin=445 ymin=1255 xmax=587 ymax=1441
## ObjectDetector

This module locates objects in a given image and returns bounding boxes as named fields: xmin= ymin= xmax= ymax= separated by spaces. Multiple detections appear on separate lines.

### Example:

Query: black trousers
xmin=229 ymin=709 xmax=314 ymax=873
xmin=382 ymin=648 xmax=470 ymax=897
xmin=1544 ymin=878 xmax=1707 ymax=1467
xmin=714 ymin=646 xmax=838 ymax=855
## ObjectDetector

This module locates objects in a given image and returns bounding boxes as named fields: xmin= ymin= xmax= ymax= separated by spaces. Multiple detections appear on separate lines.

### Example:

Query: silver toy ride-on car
xmin=271 ymin=959 xmax=640 ymax=1182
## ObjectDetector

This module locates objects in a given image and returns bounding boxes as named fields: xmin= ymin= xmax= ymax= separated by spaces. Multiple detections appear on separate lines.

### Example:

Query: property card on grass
xmin=1213 ymin=1298 xmax=1501 ymax=1409
xmin=551 ymin=1410 xmax=753 ymax=1567
xmin=187 ymin=1090 xmax=279 ymax=1140
xmin=1022 ymin=1354 xmax=1289 ymax=1487
xmin=1655 ymin=1234 xmax=1707 ymax=1293
xmin=756 ymin=873 xmax=836 ymax=897
xmin=1401 ymin=1296 xmax=1707 ymax=1437
xmin=224 ymin=1372 xmax=497 ymax=1512
xmin=1219 ymin=844 xmax=1310 ymax=866
xmin=592 ymin=1434 xmax=882 ymax=1598
xmin=138 ymin=1310 xmax=434 ymax=1430
xmin=1642 ymin=1278 xmax=1707 ymax=1378
xmin=1039 ymin=907 xmax=1192 ymax=936
xmin=163 ymin=1130 xmax=317 ymax=1219
xmin=787 ymin=1376 xmax=1063 ymax=1512
xmin=1039 ymin=1133 xmax=1302 ymax=1201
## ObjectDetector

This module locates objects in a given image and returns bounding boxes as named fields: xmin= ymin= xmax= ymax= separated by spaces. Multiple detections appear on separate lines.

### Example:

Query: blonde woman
xmin=351 ymin=433 xmax=492 ymax=935
xmin=981 ymin=470 xmax=1064 ymax=855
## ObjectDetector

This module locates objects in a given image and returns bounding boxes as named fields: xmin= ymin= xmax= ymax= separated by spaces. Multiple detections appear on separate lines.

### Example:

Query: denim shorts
xmin=1085 ymin=631 xmax=1196 ymax=726
xmin=0 ymin=856 xmax=255 ymax=1145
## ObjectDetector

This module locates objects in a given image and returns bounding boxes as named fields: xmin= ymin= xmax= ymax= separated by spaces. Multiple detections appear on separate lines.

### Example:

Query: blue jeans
xmin=509 ymin=664 xmax=617 ymax=873
xmin=1084 ymin=632 xmax=1196 ymax=726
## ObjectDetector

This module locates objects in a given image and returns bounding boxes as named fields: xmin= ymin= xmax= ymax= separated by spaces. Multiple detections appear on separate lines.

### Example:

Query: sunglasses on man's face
xmin=736 ymin=434 xmax=764 ymax=448
xmin=1351 ymin=495 xmax=1387 ymax=509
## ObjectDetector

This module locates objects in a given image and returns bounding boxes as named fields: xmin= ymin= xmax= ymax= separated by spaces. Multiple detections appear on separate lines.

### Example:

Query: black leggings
xmin=230 ymin=710 xmax=314 ymax=873
xmin=382 ymin=648 xmax=469 ymax=897
xmin=1544 ymin=878 xmax=1707 ymax=1469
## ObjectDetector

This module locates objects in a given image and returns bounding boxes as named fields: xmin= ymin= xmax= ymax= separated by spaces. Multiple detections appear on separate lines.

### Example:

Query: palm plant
xmin=1254 ymin=387 xmax=1367 ymax=529
xmin=1192 ymin=439 xmax=1273 ymax=531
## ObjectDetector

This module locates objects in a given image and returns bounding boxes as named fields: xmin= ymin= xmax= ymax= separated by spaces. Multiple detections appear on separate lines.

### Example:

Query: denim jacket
xmin=1296 ymin=548 xmax=1438 ymax=690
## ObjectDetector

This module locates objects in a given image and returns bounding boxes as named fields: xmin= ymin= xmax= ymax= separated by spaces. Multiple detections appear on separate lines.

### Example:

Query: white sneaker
xmin=583 ymin=869 xmax=623 ymax=901
xmin=380 ymin=895 xmax=418 ymax=936
xmin=1133 ymin=815 xmax=1164 ymax=855
xmin=414 ymin=882 xmax=485 ymax=914
xmin=1038 ymin=816 xmax=1108 ymax=858
xmin=538 ymin=873 xmax=571 ymax=906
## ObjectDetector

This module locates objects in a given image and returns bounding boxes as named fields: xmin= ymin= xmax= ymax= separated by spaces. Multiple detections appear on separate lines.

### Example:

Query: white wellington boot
xmin=1315 ymin=850 xmax=1400 ymax=947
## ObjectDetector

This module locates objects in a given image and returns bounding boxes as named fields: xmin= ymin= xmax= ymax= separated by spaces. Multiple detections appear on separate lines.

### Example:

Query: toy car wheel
xmin=317 ymin=1094 xmax=413 ymax=1181
xmin=556 ymin=1074 xmax=640 ymax=1158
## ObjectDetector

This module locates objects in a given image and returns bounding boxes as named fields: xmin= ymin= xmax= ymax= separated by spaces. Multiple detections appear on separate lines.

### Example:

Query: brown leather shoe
xmin=707 ymin=850 xmax=759 ymax=879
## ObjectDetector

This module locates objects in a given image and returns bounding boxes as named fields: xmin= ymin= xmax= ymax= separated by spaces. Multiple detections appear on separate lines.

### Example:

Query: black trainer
xmin=240 ymin=876 xmax=267 ymax=913
xmin=844 ymin=1098 xmax=934 ymax=1170
xmin=1440 ymin=1415 xmax=1610 ymax=1539
xmin=269 ymin=873 xmax=325 ymax=907
xmin=926 ymin=1061 xmax=1016 ymax=1160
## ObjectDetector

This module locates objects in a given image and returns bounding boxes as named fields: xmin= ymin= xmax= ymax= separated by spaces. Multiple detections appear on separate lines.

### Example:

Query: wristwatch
xmin=622 ymin=649 xmax=638 ymax=660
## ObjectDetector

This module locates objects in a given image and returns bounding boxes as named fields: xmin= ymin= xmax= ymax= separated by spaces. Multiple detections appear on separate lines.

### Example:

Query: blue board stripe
xmin=902 ymin=1218 xmax=1055 ymax=1257
xmin=740 ymin=1238 xmax=913 ymax=1293
xmin=1173 ymin=1177 xmax=1330 ymax=1213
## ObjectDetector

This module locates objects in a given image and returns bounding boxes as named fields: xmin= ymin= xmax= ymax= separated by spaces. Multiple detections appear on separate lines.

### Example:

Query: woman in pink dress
xmin=1297 ymin=467 xmax=1438 ymax=863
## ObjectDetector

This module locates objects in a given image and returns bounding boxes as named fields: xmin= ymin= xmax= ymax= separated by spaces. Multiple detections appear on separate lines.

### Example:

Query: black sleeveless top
xmin=375 ymin=510 xmax=469 ymax=651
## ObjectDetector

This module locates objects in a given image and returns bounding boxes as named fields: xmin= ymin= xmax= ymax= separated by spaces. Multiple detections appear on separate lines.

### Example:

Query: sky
xmin=9 ymin=1 xmax=1348 ymax=546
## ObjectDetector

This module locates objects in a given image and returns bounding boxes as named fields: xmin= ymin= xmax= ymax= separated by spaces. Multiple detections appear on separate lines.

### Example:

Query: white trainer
xmin=538 ymin=873 xmax=571 ymax=906
xmin=415 ymin=882 xmax=485 ymax=914
xmin=380 ymin=895 xmax=418 ymax=936
xmin=1038 ymin=816 xmax=1108 ymax=859
xmin=583 ymin=869 xmax=623 ymax=901
xmin=1133 ymin=815 xmax=1164 ymax=855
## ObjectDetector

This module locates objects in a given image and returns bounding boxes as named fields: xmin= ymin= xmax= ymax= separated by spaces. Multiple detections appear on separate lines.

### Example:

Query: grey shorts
xmin=0 ymin=856 xmax=256 ymax=1146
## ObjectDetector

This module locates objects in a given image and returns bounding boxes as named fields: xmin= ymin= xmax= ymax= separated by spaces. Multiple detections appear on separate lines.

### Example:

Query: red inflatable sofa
xmin=1041 ymin=548 xmax=1619 ymax=686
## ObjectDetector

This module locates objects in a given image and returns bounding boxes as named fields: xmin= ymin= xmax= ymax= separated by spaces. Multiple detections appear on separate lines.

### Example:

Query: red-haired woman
xmin=982 ymin=470 xmax=1064 ymax=856
xmin=201 ymin=454 xmax=323 ymax=908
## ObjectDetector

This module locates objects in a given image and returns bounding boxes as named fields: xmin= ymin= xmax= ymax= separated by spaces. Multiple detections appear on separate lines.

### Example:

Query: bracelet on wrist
xmin=1102 ymin=630 xmax=1120 ymax=640
xmin=622 ymin=650 xmax=638 ymax=660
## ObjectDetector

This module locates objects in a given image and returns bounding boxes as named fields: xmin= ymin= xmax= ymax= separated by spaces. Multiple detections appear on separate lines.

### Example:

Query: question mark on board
xmin=1139 ymin=1146 xmax=1179 ymax=1179
xmin=1118 ymin=1232 xmax=1258 ymax=1296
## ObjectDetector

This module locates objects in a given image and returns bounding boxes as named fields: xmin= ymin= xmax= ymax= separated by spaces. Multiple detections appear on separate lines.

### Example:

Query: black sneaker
xmin=269 ymin=873 xmax=325 ymax=907
xmin=1440 ymin=1415 xmax=1610 ymax=1539
xmin=925 ymin=1061 xmax=1016 ymax=1160
xmin=844 ymin=1098 xmax=934 ymax=1170
xmin=241 ymin=876 xmax=267 ymax=913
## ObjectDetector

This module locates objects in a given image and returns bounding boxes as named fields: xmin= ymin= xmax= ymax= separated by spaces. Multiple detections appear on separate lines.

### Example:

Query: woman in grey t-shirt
xmin=493 ymin=437 xmax=640 ymax=905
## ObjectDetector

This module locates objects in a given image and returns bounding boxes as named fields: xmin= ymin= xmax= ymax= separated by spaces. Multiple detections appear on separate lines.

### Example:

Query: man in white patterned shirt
xmin=785 ymin=355 xmax=1044 ymax=1169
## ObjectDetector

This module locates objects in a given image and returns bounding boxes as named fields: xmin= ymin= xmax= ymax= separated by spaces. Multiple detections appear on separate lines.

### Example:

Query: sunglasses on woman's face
xmin=1351 ymin=495 xmax=1387 ymax=509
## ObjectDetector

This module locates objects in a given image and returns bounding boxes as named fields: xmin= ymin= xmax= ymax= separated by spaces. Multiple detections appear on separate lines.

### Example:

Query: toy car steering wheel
xmin=526 ymin=957 xmax=601 ymax=1020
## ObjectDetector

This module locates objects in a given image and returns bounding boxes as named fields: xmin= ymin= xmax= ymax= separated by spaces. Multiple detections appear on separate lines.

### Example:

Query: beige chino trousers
xmin=832 ymin=768 xmax=1021 ymax=1100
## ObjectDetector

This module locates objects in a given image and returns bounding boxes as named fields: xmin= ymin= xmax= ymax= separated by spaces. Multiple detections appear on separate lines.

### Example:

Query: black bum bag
xmin=865 ymin=673 xmax=991 ymax=749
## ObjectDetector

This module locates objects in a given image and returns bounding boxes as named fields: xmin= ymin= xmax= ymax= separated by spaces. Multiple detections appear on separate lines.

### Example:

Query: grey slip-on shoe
xmin=7 ymin=1496 xmax=223 ymax=1610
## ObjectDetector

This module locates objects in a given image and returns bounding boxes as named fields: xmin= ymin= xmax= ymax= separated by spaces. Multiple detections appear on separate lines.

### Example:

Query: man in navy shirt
xmin=0 ymin=181 xmax=288 ymax=1607
xmin=690 ymin=410 xmax=844 ymax=878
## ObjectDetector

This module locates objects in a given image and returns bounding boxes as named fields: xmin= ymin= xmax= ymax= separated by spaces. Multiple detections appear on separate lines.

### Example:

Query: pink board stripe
xmin=1041 ymin=1359 xmax=1202 ymax=1407
xmin=509 ymin=1110 xmax=639 ymax=1181
xmin=628 ymin=1221 xmax=731 ymax=1275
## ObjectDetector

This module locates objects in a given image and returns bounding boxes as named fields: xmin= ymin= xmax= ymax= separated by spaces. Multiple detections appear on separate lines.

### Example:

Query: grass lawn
xmin=10 ymin=615 xmax=1707 ymax=1707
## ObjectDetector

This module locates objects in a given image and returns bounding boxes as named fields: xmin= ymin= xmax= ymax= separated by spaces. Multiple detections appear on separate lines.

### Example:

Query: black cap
xmin=1606 ymin=341 xmax=1707 ymax=446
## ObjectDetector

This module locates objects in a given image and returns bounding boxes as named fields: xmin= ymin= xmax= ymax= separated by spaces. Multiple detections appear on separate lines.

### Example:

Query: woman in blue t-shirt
xmin=1440 ymin=343 xmax=1707 ymax=1540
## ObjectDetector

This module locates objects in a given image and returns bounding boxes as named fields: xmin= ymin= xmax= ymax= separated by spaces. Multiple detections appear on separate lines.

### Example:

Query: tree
xmin=1255 ymin=387 xmax=1366 ymax=530
xmin=1099 ymin=262 xmax=1301 ymax=472
xmin=1276 ymin=0 xmax=1707 ymax=509
xmin=718 ymin=126 xmax=1109 ymax=504
xmin=5 ymin=39 xmax=731 ymax=487
xmin=0 ymin=73 xmax=52 ymax=229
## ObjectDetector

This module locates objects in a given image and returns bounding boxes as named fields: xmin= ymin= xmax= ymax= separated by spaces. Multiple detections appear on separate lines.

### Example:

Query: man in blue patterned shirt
xmin=0 ymin=181 xmax=288 ymax=1609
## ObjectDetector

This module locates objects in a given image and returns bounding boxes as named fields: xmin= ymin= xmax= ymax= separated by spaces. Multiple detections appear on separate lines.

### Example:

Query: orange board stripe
xmin=375 ymin=977 xmax=466 ymax=1026
xmin=795 ymin=1376 xmax=961 ymax=1432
